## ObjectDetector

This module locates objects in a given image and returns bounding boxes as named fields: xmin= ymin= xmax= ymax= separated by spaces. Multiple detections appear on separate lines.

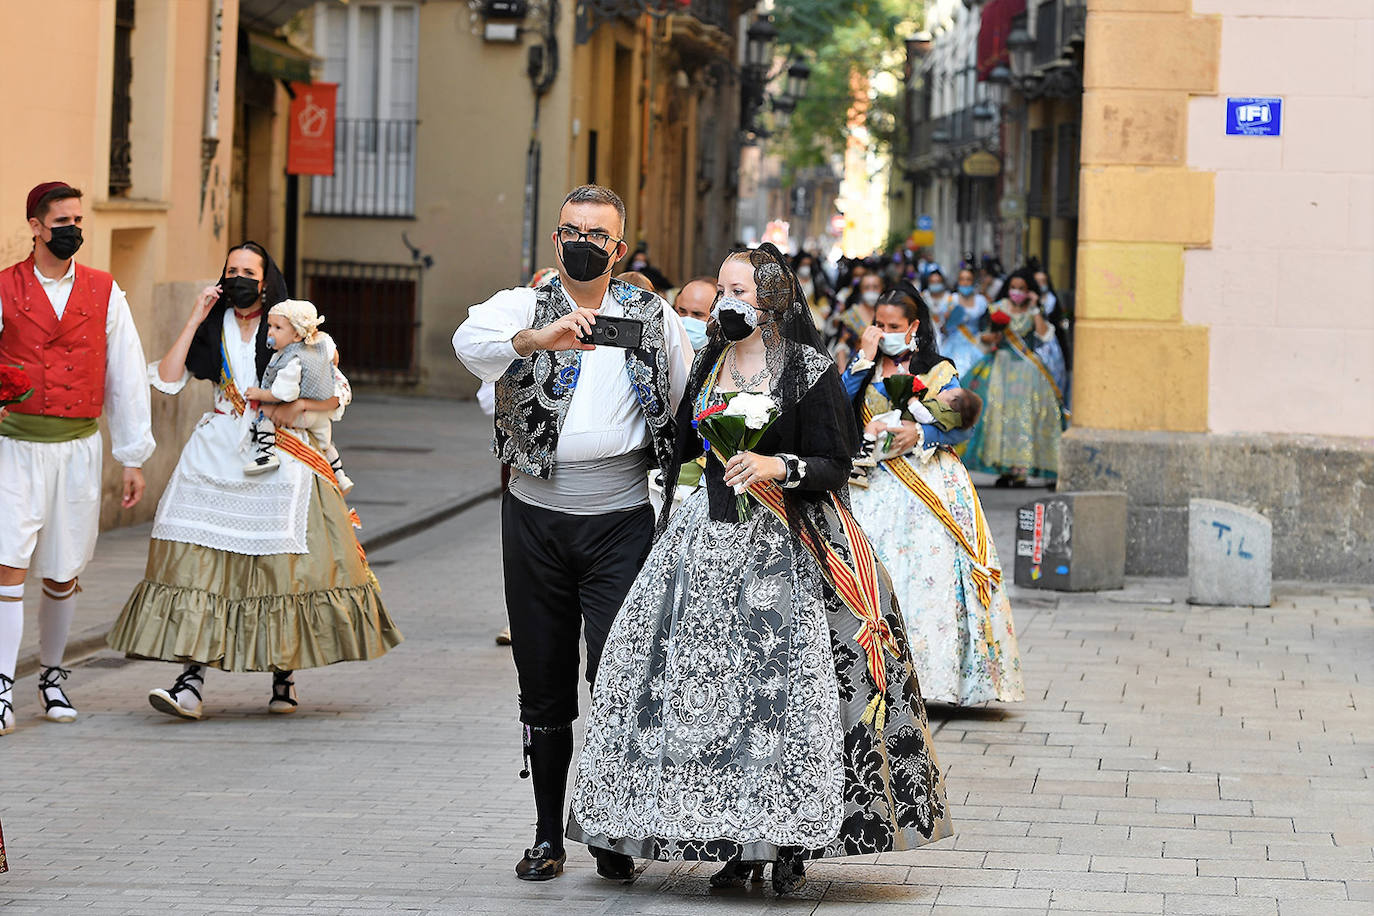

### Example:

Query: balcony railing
xmin=675 ymin=0 xmax=731 ymax=32
xmin=309 ymin=118 xmax=417 ymax=218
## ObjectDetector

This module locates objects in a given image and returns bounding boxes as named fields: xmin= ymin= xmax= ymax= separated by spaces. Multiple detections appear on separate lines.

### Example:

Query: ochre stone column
xmin=1073 ymin=0 xmax=1220 ymax=432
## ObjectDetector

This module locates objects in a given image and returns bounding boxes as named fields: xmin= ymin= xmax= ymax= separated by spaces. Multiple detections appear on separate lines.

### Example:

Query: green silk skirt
xmin=107 ymin=478 xmax=402 ymax=672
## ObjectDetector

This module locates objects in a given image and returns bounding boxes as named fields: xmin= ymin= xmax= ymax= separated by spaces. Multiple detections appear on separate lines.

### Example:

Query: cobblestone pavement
xmin=1 ymin=411 xmax=1370 ymax=914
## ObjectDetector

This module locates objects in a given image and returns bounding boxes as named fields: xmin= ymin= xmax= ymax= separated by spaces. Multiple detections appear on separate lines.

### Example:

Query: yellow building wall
xmin=0 ymin=0 xmax=240 ymax=527
xmin=298 ymin=0 xmax=576 ymax=399
xmin=1073 ymin=0 xmax=1219 ymax=432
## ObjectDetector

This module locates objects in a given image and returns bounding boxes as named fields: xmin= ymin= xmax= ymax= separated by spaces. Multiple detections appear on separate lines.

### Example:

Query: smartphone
xmin=579 ymin=315 xmax=644 ymax=349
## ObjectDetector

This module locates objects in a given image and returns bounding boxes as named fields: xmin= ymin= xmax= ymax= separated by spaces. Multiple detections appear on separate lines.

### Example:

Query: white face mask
xmin=878 ymin=331 xmax=911 ymax=357
xmin=861 ymin=290 xmax=881 ymax=306
xmin=796 ymin=265 xmax=812 ymax=279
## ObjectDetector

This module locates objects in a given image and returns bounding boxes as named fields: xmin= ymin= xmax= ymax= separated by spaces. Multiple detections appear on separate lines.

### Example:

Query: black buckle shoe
xmin=515 ymin=841 xmax=566 ymax=881
xmin=592 ymin=847 xmax=635 ymax=881
xmin=709 ymin=859 xmax=753 ymax=889
xmin=771 ymin=852 xmax=807 ymax=895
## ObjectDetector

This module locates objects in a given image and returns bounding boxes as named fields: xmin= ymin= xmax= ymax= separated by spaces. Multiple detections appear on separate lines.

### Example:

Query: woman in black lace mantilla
xmin=567 ymin=244 xmax=953 ymax=894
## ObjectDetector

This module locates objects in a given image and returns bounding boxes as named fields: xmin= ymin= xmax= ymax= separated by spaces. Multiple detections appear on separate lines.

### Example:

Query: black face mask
xmin=222 ymin=276 xmax=262 ymax=309
xmin=560 ymin=241 xmax=612 ymax=282
xmin=43 ymin=225 xmax=82 ymax=261
xmin=717 ymin=310 xmax=755 ymax=342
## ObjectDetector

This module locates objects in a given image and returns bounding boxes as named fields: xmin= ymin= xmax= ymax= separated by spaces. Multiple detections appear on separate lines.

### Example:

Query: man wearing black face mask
xmin=453 ymin=185 xmax=692 ymax=882
xmin=0 ymin=181 xmax=154 ymax=736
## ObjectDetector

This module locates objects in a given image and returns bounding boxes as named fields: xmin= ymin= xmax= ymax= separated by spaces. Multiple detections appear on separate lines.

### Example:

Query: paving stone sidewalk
xmin=10 ymin=394 xmax=499 ymax=678
xmin=1 ymin=397 xmax=1369 ymax=915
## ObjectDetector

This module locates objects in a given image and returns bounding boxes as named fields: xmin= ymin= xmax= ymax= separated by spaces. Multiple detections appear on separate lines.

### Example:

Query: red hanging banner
xmin=976 ymin=0 xmax=1026 ymax=81
xmin=287 ymin=82 xmax=337 ymax=176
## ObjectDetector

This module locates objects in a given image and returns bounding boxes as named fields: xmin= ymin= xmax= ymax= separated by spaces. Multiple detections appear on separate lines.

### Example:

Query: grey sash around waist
xmin=508 ymin=448 xmax=651 ymax=516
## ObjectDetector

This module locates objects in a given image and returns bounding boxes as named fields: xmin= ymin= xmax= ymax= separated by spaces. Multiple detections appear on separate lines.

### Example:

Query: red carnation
xmin=989 ymin=310 xmax=1012 ymax=328
xmin=912 ymin=376 xmax=928 ymax=395
xmin=694 ymin=402 xmax=729 ymax=424
xmin=0 ymin=364 xmax=34 ymax=406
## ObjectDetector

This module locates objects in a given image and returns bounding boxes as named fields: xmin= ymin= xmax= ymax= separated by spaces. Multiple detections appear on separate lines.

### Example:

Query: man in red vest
xmin=0 ymin=181 xmax=154 ymax=736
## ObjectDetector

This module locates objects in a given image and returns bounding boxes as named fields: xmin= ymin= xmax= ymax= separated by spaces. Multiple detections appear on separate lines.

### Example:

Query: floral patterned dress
xmin=850 ymin=381 xmax=1025 ymax=706
xmin=964 ymin=321 xmax=1066 ymax=480
xmin=567 ymin=354 xmax=953 ymax=862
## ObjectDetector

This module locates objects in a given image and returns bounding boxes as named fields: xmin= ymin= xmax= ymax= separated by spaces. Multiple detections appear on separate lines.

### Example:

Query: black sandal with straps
xmin=38 ymin=665 xmax=77 ymax=722
xmin=148 ymin=665 xmax=205 ymax=720
xmin=1 ymin=672 xmax=15 ymax=735
xmin=269 ymin=670 xmax=298 ymax=714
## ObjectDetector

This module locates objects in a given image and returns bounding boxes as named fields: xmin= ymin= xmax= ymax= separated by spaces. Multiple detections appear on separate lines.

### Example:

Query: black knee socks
xmin=524 ymin=724 xmax=574 ymax=853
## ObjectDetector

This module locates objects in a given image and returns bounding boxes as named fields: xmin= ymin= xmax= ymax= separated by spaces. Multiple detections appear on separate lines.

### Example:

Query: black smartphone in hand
xmin=579 ymin=315 xmax=644 ymax=349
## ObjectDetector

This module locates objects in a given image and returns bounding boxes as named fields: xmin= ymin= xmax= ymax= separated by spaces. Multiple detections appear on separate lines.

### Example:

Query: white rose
xmin=722 ymin=392 xmax=778 ymax=429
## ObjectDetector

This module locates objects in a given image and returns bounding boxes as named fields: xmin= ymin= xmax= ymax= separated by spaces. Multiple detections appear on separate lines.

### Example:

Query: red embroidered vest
xmin=0 ymin=256 xmax=112 ymax=418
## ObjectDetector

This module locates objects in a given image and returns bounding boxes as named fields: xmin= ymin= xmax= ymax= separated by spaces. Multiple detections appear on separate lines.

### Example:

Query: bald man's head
xmin=675 ymin=276 xmax=717 ymax=322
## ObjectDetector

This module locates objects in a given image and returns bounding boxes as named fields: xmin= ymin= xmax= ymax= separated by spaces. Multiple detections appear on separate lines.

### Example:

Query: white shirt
xmin=452 ymin=283 xmax=693 ymax=463
xmin=0 ymin=259 xmax=155 ymax=467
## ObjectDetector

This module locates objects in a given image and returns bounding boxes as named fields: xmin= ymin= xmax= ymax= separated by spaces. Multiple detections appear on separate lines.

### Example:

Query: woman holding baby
xmin=842 ymin=283 xmax=1024 ymax=707
xmin=106 ymin=241 xmax=400 ymax=719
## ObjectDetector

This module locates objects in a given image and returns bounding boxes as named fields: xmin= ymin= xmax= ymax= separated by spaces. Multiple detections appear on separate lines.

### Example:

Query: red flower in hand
xmin=694 ymin=402 xmax=729 ymax=424
xmin=989 ymin=310 xmax=1012 ymax=329
xmin=0 ymin=364 xmax=35 ymax=406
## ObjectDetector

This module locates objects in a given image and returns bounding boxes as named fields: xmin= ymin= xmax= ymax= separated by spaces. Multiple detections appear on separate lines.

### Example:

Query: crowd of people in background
xmin=782 ymin=245 xmax=1072 ymax=489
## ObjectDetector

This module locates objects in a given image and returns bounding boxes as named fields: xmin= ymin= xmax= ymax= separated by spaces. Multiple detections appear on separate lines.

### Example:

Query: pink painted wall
xmin=1184 ymin=0 xmax=1374 ymax=437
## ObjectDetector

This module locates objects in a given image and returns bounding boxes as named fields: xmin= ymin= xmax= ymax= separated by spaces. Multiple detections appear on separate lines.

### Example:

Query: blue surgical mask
xmin=878 ymin=332 xmax=912 ymax=357
xmin=957 ymin=284 xmax=975 ymax=297
xmin=927 ymin=282 xmax=946 ymax=294
xmin=680 ymin=315 xmax=709 ymax=350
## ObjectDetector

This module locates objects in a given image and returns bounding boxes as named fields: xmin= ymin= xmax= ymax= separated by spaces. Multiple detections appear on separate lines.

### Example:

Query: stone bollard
xmin=1013 ymin=491 xmax=1127 ymax=591
xmin=1188 ymin=498 xmax=1272 ymax=607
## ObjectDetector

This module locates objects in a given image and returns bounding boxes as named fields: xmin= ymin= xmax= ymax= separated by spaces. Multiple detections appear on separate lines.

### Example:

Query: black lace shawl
xmin=662 ymin=243 xmax=857 ymax=550
xmin=183 ymin=241 xmax=289 ymax=383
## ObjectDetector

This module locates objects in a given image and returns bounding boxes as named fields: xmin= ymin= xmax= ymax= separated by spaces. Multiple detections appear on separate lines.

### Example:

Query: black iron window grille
xmin=308 ymin=119 xmax=418 ymax=218
xmin=109 ymin=0 xmax=135 ymax=197
xmin=303 ymin=259 xmax=422 ymax=382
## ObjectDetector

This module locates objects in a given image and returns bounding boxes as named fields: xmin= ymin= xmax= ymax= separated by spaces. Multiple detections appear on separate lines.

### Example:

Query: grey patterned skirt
xmin=567 ymin=489 xmax=953 ymax=861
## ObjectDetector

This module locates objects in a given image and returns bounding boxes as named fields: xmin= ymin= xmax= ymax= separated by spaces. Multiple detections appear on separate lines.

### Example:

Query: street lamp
xmin=772 ymin=93 xmax=795 ymax=130
xmin=785 ymin=59 xmax=811 ymax=101
xmin=986 ymin=64 xmax=1012 ymax=86
xmin=746 ymin=17 xmax=778 ymax=70
xmin=1007 ymin=26 xmax=1035 ymax=79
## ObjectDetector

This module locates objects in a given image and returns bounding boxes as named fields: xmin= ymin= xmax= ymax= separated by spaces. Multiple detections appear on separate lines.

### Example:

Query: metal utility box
xmin=1013 ymin=491 xmax=1127 ymax=592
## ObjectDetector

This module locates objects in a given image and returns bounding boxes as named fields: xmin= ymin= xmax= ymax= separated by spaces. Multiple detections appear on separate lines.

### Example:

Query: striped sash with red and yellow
xmin=861 ymin=401 xmax=1002 ymax=611
xmin=744 ymin=476 xmax=900 ymax=730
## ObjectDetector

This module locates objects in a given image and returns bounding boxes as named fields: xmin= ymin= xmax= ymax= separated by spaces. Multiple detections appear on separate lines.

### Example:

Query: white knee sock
xmin=0 ymin=583 xmax=24 ymax=684
xmin=39 ymin=582 xmax=79 ymax=669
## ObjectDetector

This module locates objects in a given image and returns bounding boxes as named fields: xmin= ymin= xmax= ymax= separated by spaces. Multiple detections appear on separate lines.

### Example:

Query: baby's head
xmin=935 ymin=387 xmax=983 ymax=430
xmin=266 ymin=299 xmax=325 ymax=349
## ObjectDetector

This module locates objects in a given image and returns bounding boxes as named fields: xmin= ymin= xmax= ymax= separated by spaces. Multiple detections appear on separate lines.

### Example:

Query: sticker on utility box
xmin=1226 ymin=97 xmax=1282 ymax=136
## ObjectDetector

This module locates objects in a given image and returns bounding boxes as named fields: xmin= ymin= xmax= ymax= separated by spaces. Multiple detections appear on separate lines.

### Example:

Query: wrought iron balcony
xmin=308 ymin=119 xmax=418 ymax=218
xmin=576 ymin=0 xmax=735 ymax=43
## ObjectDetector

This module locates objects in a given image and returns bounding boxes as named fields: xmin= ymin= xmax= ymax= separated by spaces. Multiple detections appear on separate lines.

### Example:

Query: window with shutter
xmin=1027 ymin=128 xmax=1048 ymax=218
xmin=310 ymin=1 xmax=419 ymax=217
xmin=1054 ymin=121 xmax=1080 ymax=219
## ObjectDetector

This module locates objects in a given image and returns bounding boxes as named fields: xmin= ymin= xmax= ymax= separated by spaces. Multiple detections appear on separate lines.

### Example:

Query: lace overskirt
xmin=851 ymin=452 xmax=1025 ymax=705
xmin=568 ymin=489 xmax=953 ymax=861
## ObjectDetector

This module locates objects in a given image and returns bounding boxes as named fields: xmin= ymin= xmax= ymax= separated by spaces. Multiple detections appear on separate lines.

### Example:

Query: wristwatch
xmin=779 ymin=453 xmax=807 ymax=488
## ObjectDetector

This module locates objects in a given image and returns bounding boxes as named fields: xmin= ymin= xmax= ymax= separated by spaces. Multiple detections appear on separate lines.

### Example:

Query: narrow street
xmin=1 ymin=401 xmax=1368 ymax=914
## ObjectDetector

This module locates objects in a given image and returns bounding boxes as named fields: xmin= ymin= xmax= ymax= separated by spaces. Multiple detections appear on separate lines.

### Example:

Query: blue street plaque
xmin=1226 ymin=97 xmax=1283 ymax=136
xmin=916 ymin=214 xmax=934 ymax=231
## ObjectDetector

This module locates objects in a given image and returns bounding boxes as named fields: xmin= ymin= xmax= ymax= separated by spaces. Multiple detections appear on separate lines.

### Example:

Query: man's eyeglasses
xmin=556 ymin=226 xmax=620 ymax=250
